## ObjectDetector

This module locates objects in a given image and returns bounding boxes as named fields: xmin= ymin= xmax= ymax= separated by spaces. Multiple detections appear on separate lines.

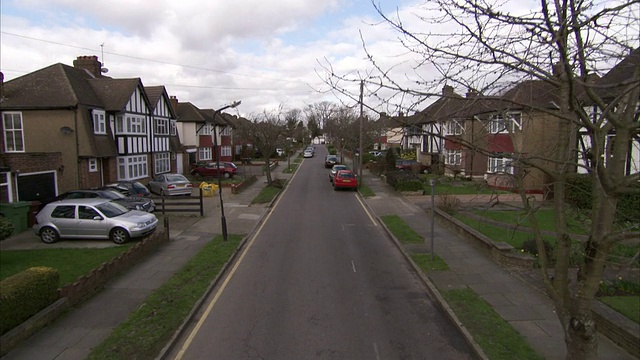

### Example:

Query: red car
xmin=191 ymin=162 xmax=238 ymax=178
xmin=333 ymin=169 xmax=358 ymax=191
xmin=395 ymin=159 xmax=430 ymax=174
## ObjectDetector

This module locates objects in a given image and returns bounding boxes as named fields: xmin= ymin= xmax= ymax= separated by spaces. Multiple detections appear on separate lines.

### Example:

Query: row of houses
xmin=0 ymin=55 xmax=249 ymax=204
xmin=375 ymin=49 xmax=640 ymax=194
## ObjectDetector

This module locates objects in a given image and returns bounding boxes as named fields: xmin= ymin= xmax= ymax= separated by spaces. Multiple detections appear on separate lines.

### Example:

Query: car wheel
xmin=193 ymin=171 xmax=202 ymax=177
xmin=333 ymin=185 xmax=338 ymax=191
xmin=223 ymin=172 xmax=231 ymax=179
xmin=110 ymin=227 xmax=130 ymax=244
xmin=40 ymin=227 xmax=59 ymax=244
xmin=160 ymin=188 xmax=166 ymax=196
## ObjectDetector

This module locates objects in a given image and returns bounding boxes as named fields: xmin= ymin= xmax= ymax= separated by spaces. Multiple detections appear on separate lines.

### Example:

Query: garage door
xmin=17 ymin=172 xmax=56 ymax=201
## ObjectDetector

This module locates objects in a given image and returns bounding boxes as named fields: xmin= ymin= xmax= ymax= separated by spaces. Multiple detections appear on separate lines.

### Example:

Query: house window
xmin=154 ymin=152 xmax=170 ymax=174
xmin=488 ymin=156 xmax=514 ymax=174
xmin=445 ymin=149 xmax=462 ymax=165
xmin=92 ymin=110 xmax=106 ymax=134
xmin=3 ymin=112 xmax=24 ymax=152
xmin=116 ymin=115 xmax=147 ymax=134
xmin=155 ymin=118 xmax=169 ymax=135
xmin=221 ymin=146 xmax=232 ymax=157
xmin=198 ymin=147 xmax=212 ymax=161
xmin=489 ymin=113 xmax=521 ymax=134
xmin=117 ymin=155 xmax=148 ymax=180
xmin=197 ymin=124 xmax=211 ymax=136
xmin=221 ymin=127 xmax=231 ymax=136
xmin=170 ymin=120 xmax=177 ymax=136
xmin=88 ymin=158 xmax=98 ymax=172
xmin=446 ymin=120 xmax=463 ymax=135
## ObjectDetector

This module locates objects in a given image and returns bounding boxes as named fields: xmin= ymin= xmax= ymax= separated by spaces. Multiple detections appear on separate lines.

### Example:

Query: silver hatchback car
xmin=33 ymin=198 xmax=159 ymax=244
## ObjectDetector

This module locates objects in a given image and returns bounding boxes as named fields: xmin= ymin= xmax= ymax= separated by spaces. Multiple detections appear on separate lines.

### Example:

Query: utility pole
xmin=358 ymin=80 xmax=364 ymax=184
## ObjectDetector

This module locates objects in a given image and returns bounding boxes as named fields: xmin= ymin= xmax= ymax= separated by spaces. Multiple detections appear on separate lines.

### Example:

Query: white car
xmin=303 ymin=149 xmax=313 ymax=158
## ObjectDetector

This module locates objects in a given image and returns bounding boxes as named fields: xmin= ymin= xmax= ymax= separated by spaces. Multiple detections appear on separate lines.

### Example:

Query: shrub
xmin=0 ymin=217 xmax=14 ymax=240
xmin=395 ymin=180 xmax=423 ymax=192
xmin=521 ymin=238 xmax=554 ymax=262
xmin=566 ymin=173 xmax=640 ymax=224
xmin=436 ymin=194 xmax=461 ymax=215
xmin=0 ymin=267 xmax=60 ymax=335
xmin=385 ymin=170 xmax=419 ymax=188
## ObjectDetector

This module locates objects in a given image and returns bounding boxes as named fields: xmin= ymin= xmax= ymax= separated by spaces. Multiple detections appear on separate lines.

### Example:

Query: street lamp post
xmin=212 ymin=100 xmax=241 ymax=241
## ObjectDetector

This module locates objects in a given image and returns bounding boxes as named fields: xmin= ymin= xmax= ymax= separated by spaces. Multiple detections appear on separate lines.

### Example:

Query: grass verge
xmin=0 ymin=245 xmax=134 ymax=285
xmin=282 ymin=164 xmax=299 ymax=174
xmin=87 ymin=234 xmax=242 ymax=360
xmin=358 ymin=182 xmax=375 ymax=197
xmin=251 ymin=185 xmax=282 ymax=204
xmin=380 ymin=215 xmax=423 ymax=244
xmin=442 ymin=288 xmax=543 ymax=360
xmin=410 ymin=253 xmax=449 ymax=271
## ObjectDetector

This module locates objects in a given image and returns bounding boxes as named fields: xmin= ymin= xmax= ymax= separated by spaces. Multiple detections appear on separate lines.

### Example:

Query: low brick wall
xmin=434 ymin=208 xmax=535 ymax=268
xmin=231 ymin=175 xmax=257 ymax=195
xmin=592 ymin=301 xmax=640 ymax=358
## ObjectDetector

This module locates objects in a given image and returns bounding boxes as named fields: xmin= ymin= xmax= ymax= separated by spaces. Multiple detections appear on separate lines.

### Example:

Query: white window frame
xmin=154 ymin=152 xmax=170 ymax=174
xmin=489 ymin=113 xmax=522 ymax=134
xmin=197 ymin=124 xmax=212 ymax=136
xmin=198 ymin=147 xmax=212 ymax=161
xmin=170 ymin=120 xmax=177 ymax=136
xmin=487 ymin=156 xmax=514 ymax=174
xmin=221 ymin=127 xmax=231 ymax=136
xmin=155 ymin=118 xmax=169 ymax=135
xmin=446 ymin=120 xmax=463 ymax=135
xmin=88 ymin=158 xmax=98 ymax=172
xmin=92 ymin=109 xmax=106 ymax=134
xmin=3 ymin=112 xmax=25 ymax=152
xmin=117 ymin=155 xmax=148 ymax=180
xmin=221 ymin=146 xmax=232 ymax=157
xmin=115 ymin=114 xmax=147 ymax=135
xmin=445 ymin=149 xmax=462 ymax=165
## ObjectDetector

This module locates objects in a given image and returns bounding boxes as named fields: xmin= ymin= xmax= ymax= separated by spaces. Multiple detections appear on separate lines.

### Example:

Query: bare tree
xmin=243 ymin=108 xmax=288 ymax=186
xmin=322 ymin=1 xmax=639 ymax=359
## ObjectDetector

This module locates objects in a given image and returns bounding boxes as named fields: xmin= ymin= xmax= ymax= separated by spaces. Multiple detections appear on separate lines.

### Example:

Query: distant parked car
xmin=105 ymin=180 xmax=151 ymax=197
xmin=148 ymin=174 xmax=194 ymax=196
xmin=329 ymin=164 xmax=348 ymax=182
xmin=325 ymin=155 xmax=339 ymax=168
xmin=51 ymin=189 xmax=155 ymax=212
xmin=33 ymin=198 xmax=158 ymax=244
xmin=276 ymin=148 xmax=285 ymax=157
xmin=191 ymin=162 xmax=238 ymax=178
xmin=333 ymin=170 xmax=358 ymax=191
xmin=303 ymin=149 xmax=314 ymax=158
xmin=395 ymin=159 xmax=430 ymax=174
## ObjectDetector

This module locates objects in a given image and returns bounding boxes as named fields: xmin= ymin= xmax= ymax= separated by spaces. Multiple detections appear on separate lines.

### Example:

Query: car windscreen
xmin=96 ymin=201 xmax=129 ymax=218
xmin=339 ymin=172 xmax=355 ymax=178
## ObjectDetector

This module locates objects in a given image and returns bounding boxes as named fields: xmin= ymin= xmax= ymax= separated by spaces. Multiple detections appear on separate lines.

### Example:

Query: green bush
xmin=0 ymin=267 xmax=60 ymax=335
xmin=395 ymin=180 xmax=424 ymax=192
xmin=0 ymin=217 xmax=14 ymax=240
xmin=385 ymin=171 xmax=423 ymax=192
xmin=566 ymin=173 xmax=640 ymax=223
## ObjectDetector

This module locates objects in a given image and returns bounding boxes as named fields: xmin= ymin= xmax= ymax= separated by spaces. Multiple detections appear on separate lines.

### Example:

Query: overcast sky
xmin=0 ymin=0 xmax=425 ymax=117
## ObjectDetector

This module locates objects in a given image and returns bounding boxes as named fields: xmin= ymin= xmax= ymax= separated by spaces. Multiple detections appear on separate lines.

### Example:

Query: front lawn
xmin=0 ymin=245 xmax=134 ymax=286
xmin=470 ymin=208 xmax=588 ymax=235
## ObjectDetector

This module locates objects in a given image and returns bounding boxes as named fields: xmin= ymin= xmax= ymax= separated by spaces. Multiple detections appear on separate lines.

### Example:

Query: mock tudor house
xmin=0 ymin=55 xmax=183 ymax=203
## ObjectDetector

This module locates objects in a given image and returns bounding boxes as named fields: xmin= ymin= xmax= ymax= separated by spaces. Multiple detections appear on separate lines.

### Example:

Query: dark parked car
xmin=105 ymin=180 xmax=151 ymax=197
xmin=395 ymin=159 xmax=430 ymax=174
xmin=51 ymin=189 xmax=155 ymax=212
xmin=325 ymin=155 xmax=339 ymax=168
xmin=191 ymin=162 xmax=238 ymax=178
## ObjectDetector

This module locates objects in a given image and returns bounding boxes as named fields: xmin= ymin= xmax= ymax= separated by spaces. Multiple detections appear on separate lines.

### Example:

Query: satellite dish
xmin=101 ymin=68 xmax=109 ymax=73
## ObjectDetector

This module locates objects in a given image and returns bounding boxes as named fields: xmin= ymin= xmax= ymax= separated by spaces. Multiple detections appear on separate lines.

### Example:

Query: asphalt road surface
xmin=167 ymin=146 xmax=475 ymax=360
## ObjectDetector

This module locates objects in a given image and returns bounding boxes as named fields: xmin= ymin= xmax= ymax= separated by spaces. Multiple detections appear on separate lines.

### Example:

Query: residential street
xmin=166 ymin=148 xmax=475 ymax=360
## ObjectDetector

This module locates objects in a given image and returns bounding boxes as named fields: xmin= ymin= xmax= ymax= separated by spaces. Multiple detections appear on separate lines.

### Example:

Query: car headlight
xmin=137 ymin=222 xmax=146 ymax=228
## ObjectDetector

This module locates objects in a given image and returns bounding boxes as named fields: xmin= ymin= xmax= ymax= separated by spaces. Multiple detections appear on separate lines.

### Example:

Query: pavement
xmin=0 ymin=158 xmax=636 ymax=360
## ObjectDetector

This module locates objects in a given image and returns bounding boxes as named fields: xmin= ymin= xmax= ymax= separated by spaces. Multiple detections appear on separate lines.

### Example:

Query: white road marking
xmin=351 ymin=259 xmax=357 ymax=273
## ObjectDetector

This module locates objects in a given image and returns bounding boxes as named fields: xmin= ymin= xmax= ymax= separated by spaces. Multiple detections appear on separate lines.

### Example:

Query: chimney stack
xmin=73 ymin=55 xmax=104 ymax=78
xmin=466 ymin=89 xmax=478 ymax=98
xmin=442 ymin=85 xmax=454 ymax=96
